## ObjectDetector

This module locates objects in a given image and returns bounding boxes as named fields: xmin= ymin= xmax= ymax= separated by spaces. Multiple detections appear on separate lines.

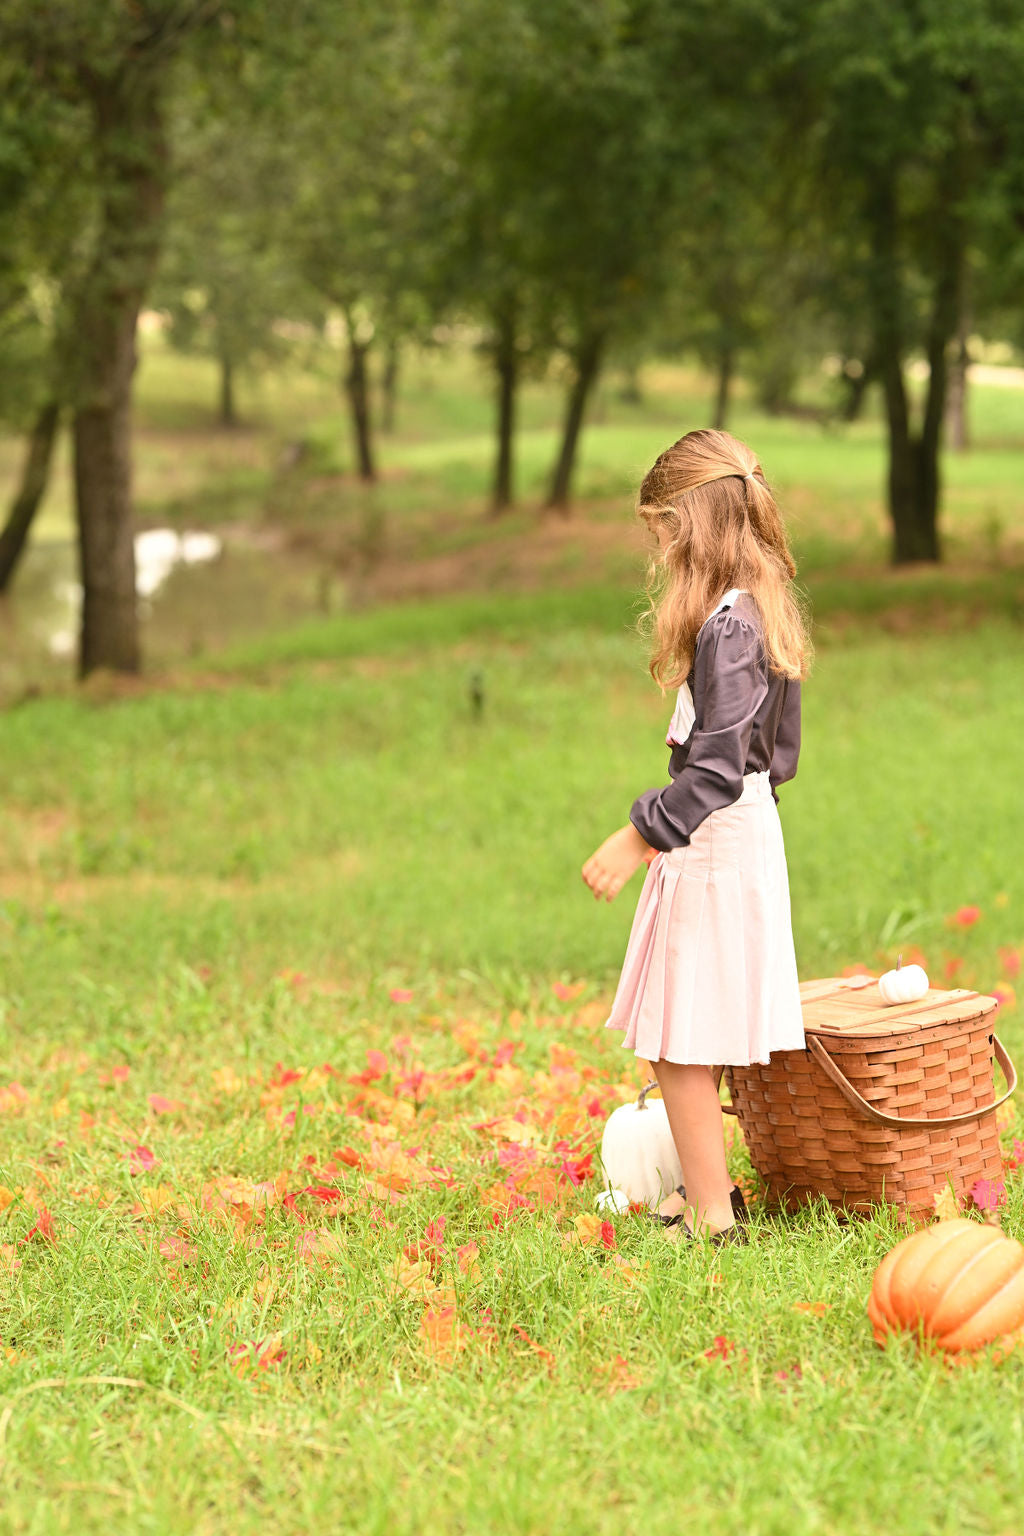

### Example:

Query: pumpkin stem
xmin=636 ymin=1079 xmax=659 ymax=1110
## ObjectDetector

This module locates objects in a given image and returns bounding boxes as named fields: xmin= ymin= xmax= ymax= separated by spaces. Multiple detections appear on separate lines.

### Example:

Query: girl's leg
xmin=652 ymin=1060 xmax=734 ymax=1232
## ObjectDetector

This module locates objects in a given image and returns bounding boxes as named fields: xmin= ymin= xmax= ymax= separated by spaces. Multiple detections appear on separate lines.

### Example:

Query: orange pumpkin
xmin=868 ymin=1218 xmax=1024 ymax=1353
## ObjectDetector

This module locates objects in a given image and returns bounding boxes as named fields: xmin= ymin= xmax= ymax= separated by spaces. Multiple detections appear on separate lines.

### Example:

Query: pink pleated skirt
xmin=604 ymin=771 xmax=806 ymax=1067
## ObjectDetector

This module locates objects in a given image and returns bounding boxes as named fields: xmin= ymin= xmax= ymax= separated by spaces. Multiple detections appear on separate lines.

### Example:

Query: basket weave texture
xmin=723 ymin=977 xmax=1010 ymax=1219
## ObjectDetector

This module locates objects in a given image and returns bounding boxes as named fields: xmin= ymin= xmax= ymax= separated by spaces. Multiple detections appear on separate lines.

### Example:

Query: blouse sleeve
xmin=629 ymin=611 xmax=770 ymax=852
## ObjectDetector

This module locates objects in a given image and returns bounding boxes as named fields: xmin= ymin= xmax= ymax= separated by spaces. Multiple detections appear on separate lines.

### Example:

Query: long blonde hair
xmin=636 ymin=428 xmax=813 ymax=690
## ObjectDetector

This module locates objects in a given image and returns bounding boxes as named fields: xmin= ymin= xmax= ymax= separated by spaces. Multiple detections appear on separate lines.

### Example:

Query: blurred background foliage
xmin=0 ymin=0 xmax=1023 ymax=679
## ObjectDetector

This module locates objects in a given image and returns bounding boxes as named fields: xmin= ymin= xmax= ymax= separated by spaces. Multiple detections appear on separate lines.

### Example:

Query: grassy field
xmin=0 ymin=345 xmax=1023 ymax=1532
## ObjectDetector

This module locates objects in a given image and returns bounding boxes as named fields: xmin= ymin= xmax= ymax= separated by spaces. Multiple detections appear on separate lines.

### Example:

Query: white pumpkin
xmin=878 ymin=962 xmax=929 ymax=1006
xmin=599 ymin=1081 xmax=683 ymax=1210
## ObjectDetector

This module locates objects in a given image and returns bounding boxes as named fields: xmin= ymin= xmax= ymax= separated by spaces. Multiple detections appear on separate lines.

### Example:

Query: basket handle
xmin=805 ymin=1033 xmax=1017 ymax=1129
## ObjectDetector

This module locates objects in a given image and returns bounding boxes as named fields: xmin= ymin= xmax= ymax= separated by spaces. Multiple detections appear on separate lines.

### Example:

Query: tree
xmin=0 ymin=54 xmax=85 ymax=591
xmin=155 ymin=88 xmax=312 ymax=428
xmin=254 ymin=3 xmax=448 ymax=484
xmin=1 ymin=1 xmax=226 ymax=674
xmin=775 ymin=0 xmax=1024 ymax=562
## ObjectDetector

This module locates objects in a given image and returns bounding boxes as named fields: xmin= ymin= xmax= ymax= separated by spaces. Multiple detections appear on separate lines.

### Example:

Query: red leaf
xmin=424 ymin=1215 xmax=446 ymax=1250
xmin=951 ymin=906 xmax=981 ymax=928
xmin=147 ymin=1094 xmax=180 ymax=1115
xmin=703 ymin=1334 xmax=748 ymax=1366
xmin=970 ymin=1177 xmax=1006 ymax=1211
xmin=269 ymin=1064 xmax=304 ymax=1089
xmin=999 ymin=946 xmax=1021 ymax=980
xmin=123 ymin=1144 xmax=157 ymax=1174
xmin=302 ymin=1185 xmax=342 ymax=1204
xmin=389 ymin=989 xmax=413 ymax=1004
xmin=21 ymin=1206 xmax=56 ymax=1245
xmin=159 ymin=1235 xmax=197 ymax=1264
xmin=600 ymin=1220 xmax=616 ymax=1250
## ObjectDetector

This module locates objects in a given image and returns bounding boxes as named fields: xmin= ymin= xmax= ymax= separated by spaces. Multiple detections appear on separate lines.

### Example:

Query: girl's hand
xmin=581 ymin=824 xmax=654 ymax=902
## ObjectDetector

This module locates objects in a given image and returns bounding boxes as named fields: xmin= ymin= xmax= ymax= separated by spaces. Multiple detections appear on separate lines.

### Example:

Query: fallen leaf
xmin=229 ymin=1334 xmax=286 ymax=1379
xmin=971 ymin=1177 xmax=1006 ymax=1212
xmin=147 ymin=1094 xmax=182 ymax=1116
xmin=792 ymin=1301 xmax=829 ymax=1318
xmin=123 ymin=1145 xmax=157 ymax=1174
xmin=572 ymin=1213 xmax=605 ymax=1247
xmin=455 ymin=1242 xmax=481 ymax=1279
xmin=933 ymin=1186 xmax=961 ymax=1220
xmin=703 ymin=1335 xmax=747 ymax=1365
xmin=159 ymin=1234 xmax=198 ymax=1264
xmin=594 ymin=1353 xmax=643 ymax=1394
xmin=512 ymin=1325 xmax=556 ymax=1374
xmin=138 ymin=1184 xmax=177 ymax=1219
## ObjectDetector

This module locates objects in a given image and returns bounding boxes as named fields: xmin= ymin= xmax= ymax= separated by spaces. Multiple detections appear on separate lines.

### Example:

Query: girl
xmin=581 ymin=428 xmax=813 ymax=1245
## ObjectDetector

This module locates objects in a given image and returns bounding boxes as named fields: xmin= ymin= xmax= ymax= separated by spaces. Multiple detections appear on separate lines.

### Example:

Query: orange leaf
xmin=792 ymin=1301 xmax=829 ymax=1318
xmin=594 ymin=1353 xmax=643 ymax=1394
xmin=572 ymin=1213 xmax=605 ymax=1247
xmin=512 ymin=1325 xmax=556 ymax=1374
xmin=419 ymin=1306 xmax=465 ymax=1366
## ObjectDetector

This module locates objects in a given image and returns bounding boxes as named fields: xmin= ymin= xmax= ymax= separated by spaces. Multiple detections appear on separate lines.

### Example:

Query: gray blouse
xmin=629 ymin=589 xmax=801 ymax=852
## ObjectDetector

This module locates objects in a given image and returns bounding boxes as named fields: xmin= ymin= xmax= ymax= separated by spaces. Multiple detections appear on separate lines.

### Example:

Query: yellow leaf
xmin=391 ymin=1255 xmax=441 ymax=1304
xmin=610 ymin=1252 xmax=642 ymax=1286
xmin=933 ymin=1186 xmax=961 ymax=1220
xmin=483 ymin=1115 xmax=543 ymax=1147
xmin=212 ymin=1067 xmax=245 ymax=1095
xmin=139 ymin=1184 xmax=176 ymax=1219
xmin=996 ymin=1099 xmax=1016 ymax=1131
xmin=0 ymin=1186 xmax=16 ymax=1213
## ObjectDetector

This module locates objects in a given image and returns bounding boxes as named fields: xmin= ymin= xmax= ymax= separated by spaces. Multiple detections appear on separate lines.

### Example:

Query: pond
xmin=0 ymin=526 xmax=335 ymax=697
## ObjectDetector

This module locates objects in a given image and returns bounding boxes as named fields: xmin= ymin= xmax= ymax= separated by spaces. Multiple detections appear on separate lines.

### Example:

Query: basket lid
xmin=799 ymin=976 xmax=1000 ymax=1039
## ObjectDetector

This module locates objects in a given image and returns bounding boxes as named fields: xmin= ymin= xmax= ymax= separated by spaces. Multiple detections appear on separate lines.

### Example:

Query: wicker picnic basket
xmin=721 ymin=976 xmax=1015 ymax=1220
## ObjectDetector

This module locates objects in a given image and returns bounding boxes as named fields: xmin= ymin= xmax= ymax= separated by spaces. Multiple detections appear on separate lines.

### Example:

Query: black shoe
xmin=664 ymin=1216 xmax=750 ymax=1247
xmin=655 ymin=1184 xmax=748 ymax=1226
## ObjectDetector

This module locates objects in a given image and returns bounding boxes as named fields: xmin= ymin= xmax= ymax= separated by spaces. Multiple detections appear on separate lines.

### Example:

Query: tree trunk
xmin=219 ymin=353 xmax=237 ymax=428
xmin=840 ymin=357 xmax=874 ymax=422
xmin=381 ymin=336 xmax=399 ymax=434
xmin=945 ymin=282 xmax=971 ymax=453
xmin=867 ymin=177 xmax=935 ymax=564
xmin=72 ymin=72 xmax=169 ymax=676
xmin=712 ymin=344 xmax=734 ymax=431
xmin=342 ymin=310 xmax=375 ymax=481
xmin=0 ymin=401 xmax=60 ymax=594
xmin=545 ymin=330 xmax=605 ymax=513
xmin=491 ymin=302 xmax=518 ymax=514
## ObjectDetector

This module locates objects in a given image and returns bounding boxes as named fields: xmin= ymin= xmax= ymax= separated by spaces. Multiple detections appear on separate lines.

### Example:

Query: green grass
xmin=1 ymin=341 xmax=1024 ymax=1532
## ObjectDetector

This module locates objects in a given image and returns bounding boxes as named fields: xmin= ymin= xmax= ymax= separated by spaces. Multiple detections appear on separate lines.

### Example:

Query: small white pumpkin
xmin=599 ymin=1081 xmax=683 ymax=1210
xmin=878 ymin=961 xmax=930 ymax=1006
